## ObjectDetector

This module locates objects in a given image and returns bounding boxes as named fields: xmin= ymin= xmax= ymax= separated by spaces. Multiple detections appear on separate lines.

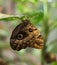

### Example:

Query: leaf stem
xmin=41 ymin=0 xmax=49 ymax=65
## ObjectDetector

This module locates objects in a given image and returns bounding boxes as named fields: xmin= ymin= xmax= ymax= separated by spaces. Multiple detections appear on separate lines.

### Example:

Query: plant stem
xmin=41 ymin=18 xmax=49 ymax=65
xmin=41 ymin=0 xmax=49 ymax=65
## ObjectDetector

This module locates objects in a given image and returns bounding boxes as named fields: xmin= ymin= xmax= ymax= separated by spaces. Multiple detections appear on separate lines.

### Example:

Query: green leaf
xmin=14 ymin=0 xmax=28 ymax=2
xmin=27 ymin=11 xmax=44 ymax=25
xmin=51 ymin=62 xmax=57 ymax=65
xmin=0 ymin=12 xmax=43 ymax=25
xmin=50 ymin=21 xmax=57 ymax=31
xmin=17 ymin=3 xmax=33 ymax=13
xmin=47 ymin=39 xmax=57 ymax=53
xmin=0 ymin=13 xmax=24 ymax=21
xmin=29 ymin=0 xmax=38 ymax=4
xmin=17 ymin=4 xmax=24 ymax=13
xmin=14 ymin=0 xmax=38 ymax=4
xmin=0 ymin=17 xmax=20 ymax=21
xmin=17 ymin=0 xmax=39 ymax=14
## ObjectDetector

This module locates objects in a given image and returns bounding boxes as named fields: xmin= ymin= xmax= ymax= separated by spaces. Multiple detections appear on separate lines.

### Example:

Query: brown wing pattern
xmin=10 ymin=20 xmax=44 ymax=51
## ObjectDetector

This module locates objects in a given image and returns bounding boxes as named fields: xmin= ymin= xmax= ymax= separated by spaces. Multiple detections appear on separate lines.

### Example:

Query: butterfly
xmin=10 ymin=19 xmax=44 ymax=51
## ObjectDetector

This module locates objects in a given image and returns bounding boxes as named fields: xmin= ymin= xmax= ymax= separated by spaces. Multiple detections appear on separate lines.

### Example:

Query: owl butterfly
xmin=10 ymin=19 xmax=44 ymax=51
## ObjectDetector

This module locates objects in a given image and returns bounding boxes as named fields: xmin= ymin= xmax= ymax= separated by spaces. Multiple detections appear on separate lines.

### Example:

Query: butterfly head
xmin=10 ymin=20 xmax=44 ymax=51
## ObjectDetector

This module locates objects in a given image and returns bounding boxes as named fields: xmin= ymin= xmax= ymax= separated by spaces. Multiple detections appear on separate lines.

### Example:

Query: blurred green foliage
xmin=0 ymin=0 xmax=57 ymax=65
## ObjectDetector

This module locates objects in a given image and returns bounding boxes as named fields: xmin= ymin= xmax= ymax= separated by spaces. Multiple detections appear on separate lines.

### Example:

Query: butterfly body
xmin=10 ymin=20 xmax=44 ymax=51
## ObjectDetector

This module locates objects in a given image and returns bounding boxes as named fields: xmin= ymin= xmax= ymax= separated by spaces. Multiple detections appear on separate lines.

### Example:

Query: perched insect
xmin=10 ymin=19 xmax=44 ymax=51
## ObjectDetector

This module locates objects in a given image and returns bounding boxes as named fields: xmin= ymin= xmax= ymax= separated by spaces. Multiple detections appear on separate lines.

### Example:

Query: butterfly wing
xmin=10 ymin=20 xmax=44 ymax=51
